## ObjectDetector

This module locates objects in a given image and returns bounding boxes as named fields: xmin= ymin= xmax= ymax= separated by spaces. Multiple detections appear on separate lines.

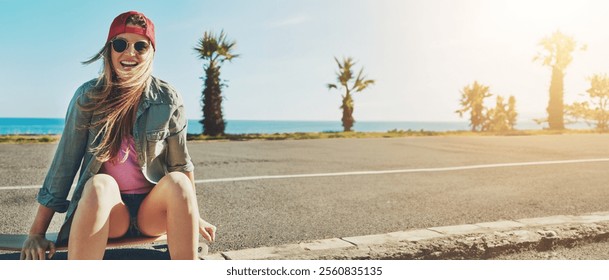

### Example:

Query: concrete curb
xmin=202 ymin=212 xmax=609 ymax=260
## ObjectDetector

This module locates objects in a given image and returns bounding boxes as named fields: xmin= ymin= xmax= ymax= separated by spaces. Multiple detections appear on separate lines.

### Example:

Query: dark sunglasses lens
xmin=134 ymin=42 xmax=149 ymax=53
xmin=112 ymin=39 xmax=127 ymax=52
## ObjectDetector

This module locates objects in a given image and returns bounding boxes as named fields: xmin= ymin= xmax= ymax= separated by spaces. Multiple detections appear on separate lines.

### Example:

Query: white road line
xmin=196 ymin=158 xmax=609 ymax=183
xmin=1 ymin=185 xmax=42 ymax=190
xmin=4 ymin=158 xmax=609 ymax=190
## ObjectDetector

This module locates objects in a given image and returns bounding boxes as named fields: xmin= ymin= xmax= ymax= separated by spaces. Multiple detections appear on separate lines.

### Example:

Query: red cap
xmin=106 ymin=11 xmax=156 ymax=50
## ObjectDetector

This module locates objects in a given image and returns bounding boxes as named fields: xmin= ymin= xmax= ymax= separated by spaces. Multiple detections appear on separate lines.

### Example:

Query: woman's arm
xmin=20 ymin=205 xmax=57 ymax=260
xmin=28 ymin=204 xmax=55 ymax=236
xmin=164 ymin=87 xmax=216 ymax=243
xmin=37 ymin=83 xmax=93 ymax=212
xmin=184 ymin=171 xmax=195 ymax=190
xmin=22 ymin=82 xmax=94 ymax=260
xmin=183 ymin=171 xmax=216 ymax=243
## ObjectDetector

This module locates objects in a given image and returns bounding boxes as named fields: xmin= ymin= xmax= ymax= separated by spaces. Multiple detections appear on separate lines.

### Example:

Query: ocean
xmin=0 ymin=117 xmax=561 ymax=135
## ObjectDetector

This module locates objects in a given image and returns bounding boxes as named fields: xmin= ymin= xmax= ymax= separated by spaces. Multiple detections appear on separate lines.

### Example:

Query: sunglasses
xmin=110 ymin=38 xmax=150 ymax=54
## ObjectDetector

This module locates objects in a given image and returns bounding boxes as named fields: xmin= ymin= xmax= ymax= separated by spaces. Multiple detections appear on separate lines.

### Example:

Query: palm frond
xmin=195 ymin=30 xmax=239 ymax=65
xmin=328 ymin=56 xmax=373 ymax=94
xmin=334 ymin=57 xmax=342 ymax=69
xmin=355 ymin=79 xmax=375 ymax=92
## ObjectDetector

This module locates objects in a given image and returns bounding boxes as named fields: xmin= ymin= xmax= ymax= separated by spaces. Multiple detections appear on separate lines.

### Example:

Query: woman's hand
xmin=198 ymin=218 xmax=216 ymax=243
xmin=20 ymin=234 xmax=56 ymax=260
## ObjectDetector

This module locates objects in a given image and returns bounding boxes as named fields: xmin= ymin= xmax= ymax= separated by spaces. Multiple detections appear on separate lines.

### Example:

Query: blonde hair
xmin=80 ymin=16 xmax=154 ymax=163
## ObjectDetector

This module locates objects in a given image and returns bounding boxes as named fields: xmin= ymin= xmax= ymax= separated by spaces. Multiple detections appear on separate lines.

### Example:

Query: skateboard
xmin=0 ymin=232 xmax=209 ymax=259
xmin=0 ymin=232 xmax=168 ymax=251
xmin=0 ymin=233 xmax=210 ymax=259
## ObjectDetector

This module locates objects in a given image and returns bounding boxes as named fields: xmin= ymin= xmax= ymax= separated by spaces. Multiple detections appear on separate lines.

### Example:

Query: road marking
xmin=0 ymin=185 xmax=47 ymax=190
xmin=196 ymin=158 xmax=609 ymax=183
xmin=4 ymin=158 xmax=609 ymax=190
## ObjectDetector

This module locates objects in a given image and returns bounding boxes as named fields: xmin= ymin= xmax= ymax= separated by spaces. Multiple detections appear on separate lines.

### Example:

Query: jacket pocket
xmin=146 ymin=128 xmax=170 ymax=158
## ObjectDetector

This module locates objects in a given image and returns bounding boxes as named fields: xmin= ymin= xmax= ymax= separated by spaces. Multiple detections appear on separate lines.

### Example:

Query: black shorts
xmin=120 ymin=193 xmax=149 ymax=238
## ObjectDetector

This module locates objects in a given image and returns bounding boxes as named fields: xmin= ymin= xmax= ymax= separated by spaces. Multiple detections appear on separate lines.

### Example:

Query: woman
xmin=20 ymin=11 xmax=215 ymax=260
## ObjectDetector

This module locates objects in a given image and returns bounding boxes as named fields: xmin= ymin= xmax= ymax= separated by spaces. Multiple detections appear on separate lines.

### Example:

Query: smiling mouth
xmin=120 ymin=61 xmax=138 ymax=68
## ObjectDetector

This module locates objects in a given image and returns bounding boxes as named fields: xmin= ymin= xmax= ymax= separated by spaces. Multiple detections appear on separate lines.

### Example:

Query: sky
xmin=2 ymin=0 xmax=609 ymax=123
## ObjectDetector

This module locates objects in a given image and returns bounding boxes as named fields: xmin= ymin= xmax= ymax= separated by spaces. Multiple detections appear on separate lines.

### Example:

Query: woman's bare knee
xmin=158 ymin=172 xmax=194 ymax=199
xmin=76 ymin=174 xmax=128 ymax=238
xmin=81 ymin=174 xmax=120 ymax=206
xmin=137 ymin=172 xmax=199 ymax=246
xmin=163 ymin=172 xmax=191 ymax=186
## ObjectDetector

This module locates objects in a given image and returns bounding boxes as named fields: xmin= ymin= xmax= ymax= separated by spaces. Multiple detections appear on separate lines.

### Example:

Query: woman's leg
xmin=68 ymin=174 xmax=130 ymax=260
xmin=137 ymin=172 xmax=200 ymax=260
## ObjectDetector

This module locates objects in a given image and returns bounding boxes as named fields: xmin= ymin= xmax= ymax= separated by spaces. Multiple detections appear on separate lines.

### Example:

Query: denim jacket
xmin=36 ymin=76 xmax=194 ymax=245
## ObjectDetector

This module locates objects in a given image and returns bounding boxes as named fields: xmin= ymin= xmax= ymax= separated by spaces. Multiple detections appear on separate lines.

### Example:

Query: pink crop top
xmin=99 ymin=136 xmax=154 ymax=194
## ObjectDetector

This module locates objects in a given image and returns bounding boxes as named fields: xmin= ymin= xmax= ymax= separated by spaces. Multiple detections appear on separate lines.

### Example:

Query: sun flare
xmin=487 ymin=0 xmax=600 ymax=34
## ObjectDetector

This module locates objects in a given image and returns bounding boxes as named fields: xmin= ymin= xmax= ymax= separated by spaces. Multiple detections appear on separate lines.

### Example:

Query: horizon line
xmin=0 ymin=117 xmax=546 ymax=123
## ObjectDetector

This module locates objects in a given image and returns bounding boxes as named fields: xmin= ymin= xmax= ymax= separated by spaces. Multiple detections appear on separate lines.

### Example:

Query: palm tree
xmin=456 ymin=81 xmax=491 ymax=132
xmin=533 ymin=30 xmax=584 ymax=130
xmin=565 ymin=74 xmax=609 ymax=131
xmin=486 ymin=96 xmax=510 ymax=132
xmin=327 ymin=57 xmax=375 ymax=132
xmin=507 ymin=95 xmax=517 ymax=130
xmin=481 ymin=95 xmax=518 ymax=132
xmin=194 ymin=30 xmax=239 ymax=136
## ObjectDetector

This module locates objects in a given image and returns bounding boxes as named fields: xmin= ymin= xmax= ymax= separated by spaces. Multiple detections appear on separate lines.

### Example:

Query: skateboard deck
xmin=0 ymin=233 xmax=167 ymax=251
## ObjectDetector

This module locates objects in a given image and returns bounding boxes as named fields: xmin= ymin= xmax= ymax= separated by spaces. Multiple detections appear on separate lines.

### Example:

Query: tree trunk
xmin=341 ymin=93 xmax=354 ymax=132
xmin=201 ymin=65 xmax=226 ymax=136
xmin=547 ymin=67 xmax=565 ymax=130
xmin=600 ymin=98 xmax=609 ymax=131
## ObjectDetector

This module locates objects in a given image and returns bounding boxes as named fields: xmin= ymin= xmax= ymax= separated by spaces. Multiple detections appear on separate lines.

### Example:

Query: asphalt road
xmin=2 ymin=134 xmax=609 ymax=259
